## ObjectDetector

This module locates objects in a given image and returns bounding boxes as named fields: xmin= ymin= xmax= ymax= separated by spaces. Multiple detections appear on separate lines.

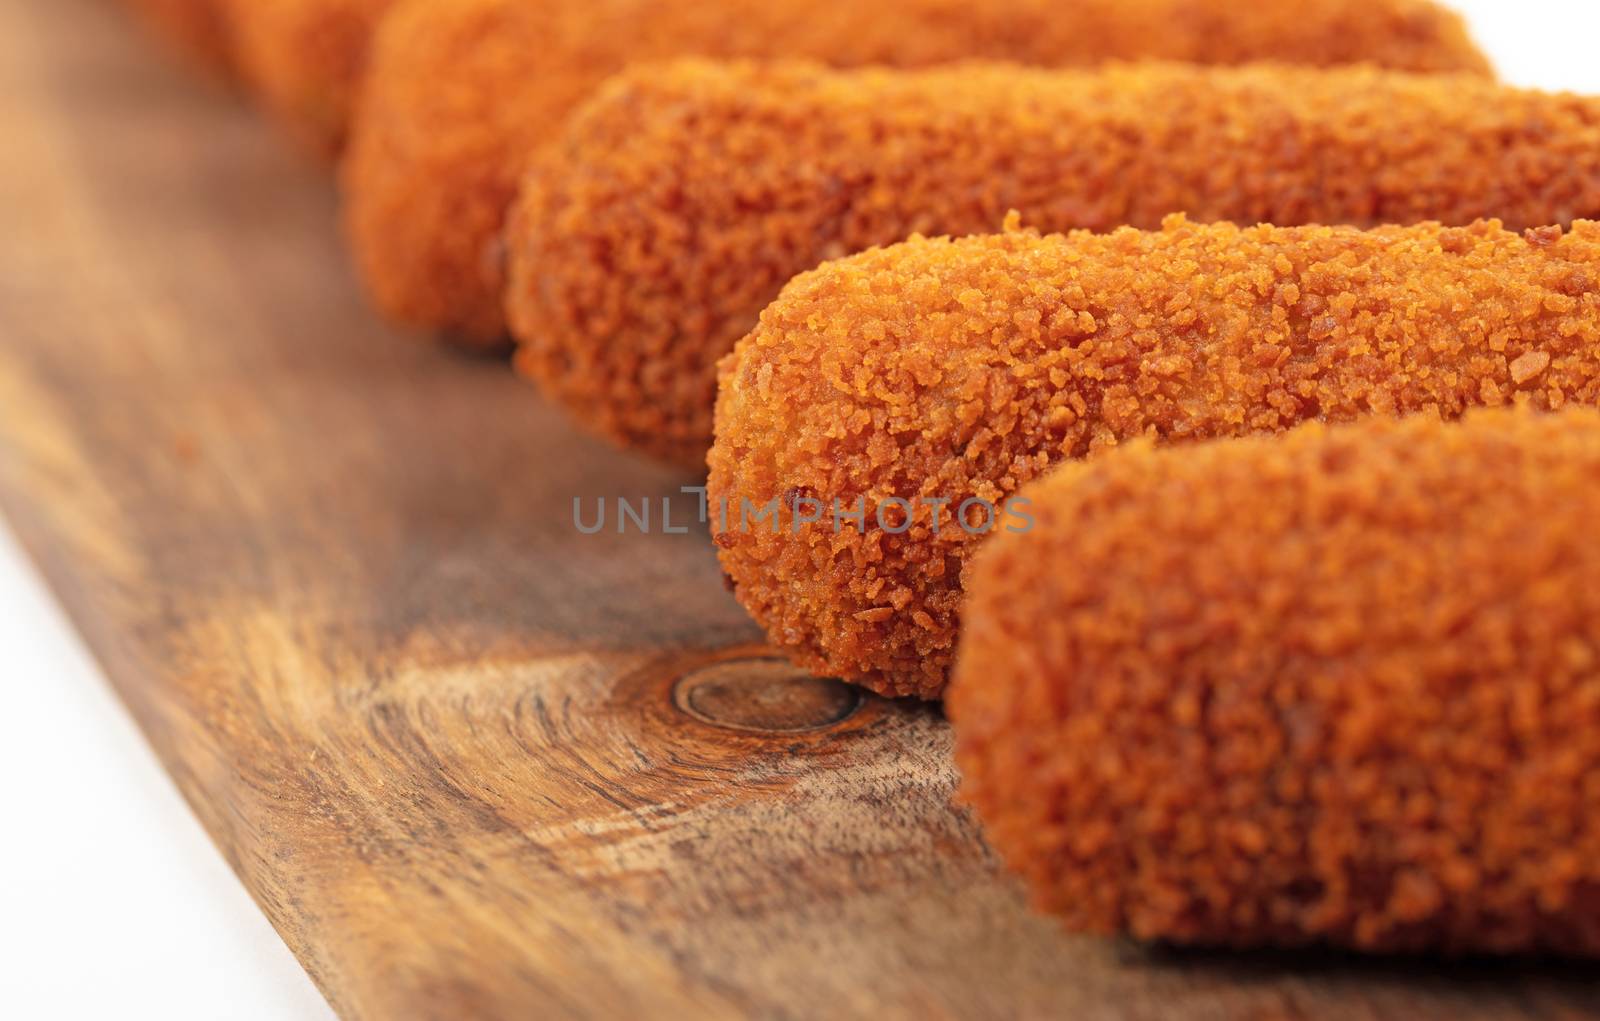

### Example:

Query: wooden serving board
xmin=2 ymin=1 xmax=1596 ymax=1017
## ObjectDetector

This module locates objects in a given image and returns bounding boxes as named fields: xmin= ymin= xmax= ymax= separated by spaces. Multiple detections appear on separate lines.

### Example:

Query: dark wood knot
xmin=673 ymin=658 xmax=862 ymax=734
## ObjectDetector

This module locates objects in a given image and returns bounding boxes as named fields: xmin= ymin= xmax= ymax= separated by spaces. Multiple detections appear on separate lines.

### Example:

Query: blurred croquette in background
xmin=221 ymin=0 xmax=395 ymax=157
xmin=343 ymin=0 xmax=1492 ymax=347
xmin=120 ymin=0 xmax=234 ymax=76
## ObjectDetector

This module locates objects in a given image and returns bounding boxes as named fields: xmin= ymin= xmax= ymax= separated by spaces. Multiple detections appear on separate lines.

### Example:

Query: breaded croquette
xmin=221 ymin=0 xmax=395 ymax=156
xmin=950 ymin=409 xmax=1600 ymax=955
xmin=708 ymin=217 xmax=1600 ymax=699
xmin=344 ymin=0 xmax=1491 ymax=347
xmin=122 ymin=0 xmax=233 ymax=77
xmin=511 ymin=59 xmax=1600 ymax=467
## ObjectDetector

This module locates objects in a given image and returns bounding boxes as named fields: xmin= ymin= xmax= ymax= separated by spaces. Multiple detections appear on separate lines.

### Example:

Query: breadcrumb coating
xmin=949 ymin=408 xmax=1600 ymax=955
xmin=344 ymin=0 xmax=1490 ymax=347
xmin=708 ymin=217 xmax=1600 ymax=699
xmin=122 ymin=0 xmax=234 ymax=78
xmin=221 ymin=0 xmax=394 ymax=157
xmin=511 ymin=59 xmax=1600 ymax=467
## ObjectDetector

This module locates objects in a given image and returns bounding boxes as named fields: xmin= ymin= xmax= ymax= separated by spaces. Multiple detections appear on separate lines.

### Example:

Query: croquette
xmin=949 ymin=408 xmax=1600 ymax=955
xmin=221 ymin=0 xmax=395 ymax=157
xmin=708 ymin=217 xmax=1600 ymax=699
xmin=344 ymin=0 xmax=1490 ymax=347
xmin=511 ymin=59 xmax=1600 ymax=468
xmin=121 ymin=0 xmax=233 ymax=77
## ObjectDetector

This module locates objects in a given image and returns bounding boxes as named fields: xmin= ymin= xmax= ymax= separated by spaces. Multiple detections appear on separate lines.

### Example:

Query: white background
xmin=2 ymin=2 xmax=1598 ymax=1018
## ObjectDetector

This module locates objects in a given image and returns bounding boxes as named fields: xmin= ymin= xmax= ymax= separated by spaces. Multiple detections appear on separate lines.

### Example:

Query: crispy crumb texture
xmin=511 ymin=59 xmax=1599 ymax=466
xmin=949 ymin=409 xmax=1600 ymax=955
xmin=708 ymin=219 xmax=1600 ymax=698
xmin=222 ymin=0 xmax=394 ymax=157
xmin=345 ymin=0 xmax=1489 ymax=346
xmin=121 ymin=0 xmax=234 ymax=77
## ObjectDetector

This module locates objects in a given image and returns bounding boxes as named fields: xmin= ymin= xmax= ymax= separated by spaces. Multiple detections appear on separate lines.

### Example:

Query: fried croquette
xmin=949 ymin=408 xmax=1600 ymax=955
xmin=708 ymin=217 xmax=1600 ymax=699
xmin=344 ymin=0 xmax=1491 ymax=347
xmin=510 ymin=59 xmax=1600 ymax=468
xmin=221 ymin=0 xmax=395 ymax=157
xmin=122 ymin=0 xmax=233 ymax=77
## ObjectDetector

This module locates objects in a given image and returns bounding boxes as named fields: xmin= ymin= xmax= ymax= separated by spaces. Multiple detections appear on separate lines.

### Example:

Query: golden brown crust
xmin=708 ymin=218 xmax=1600 ymax=699
xmin=345 ymin=0 xmax=1490 ymax=346
xmin=949 ymin=408 xmax=1600 ymax=955
xmin=222 ymin=0 xmax=394 ymax=157
xmin=121 ymin=0 xmax=234 ymax=78
xmin=511 ymin=59 xmax=1600 ymax=467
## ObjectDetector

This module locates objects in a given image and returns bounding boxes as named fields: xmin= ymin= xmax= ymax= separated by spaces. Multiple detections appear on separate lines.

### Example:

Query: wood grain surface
xmin=2 ymin=0 xmax=1596 ymax=1017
